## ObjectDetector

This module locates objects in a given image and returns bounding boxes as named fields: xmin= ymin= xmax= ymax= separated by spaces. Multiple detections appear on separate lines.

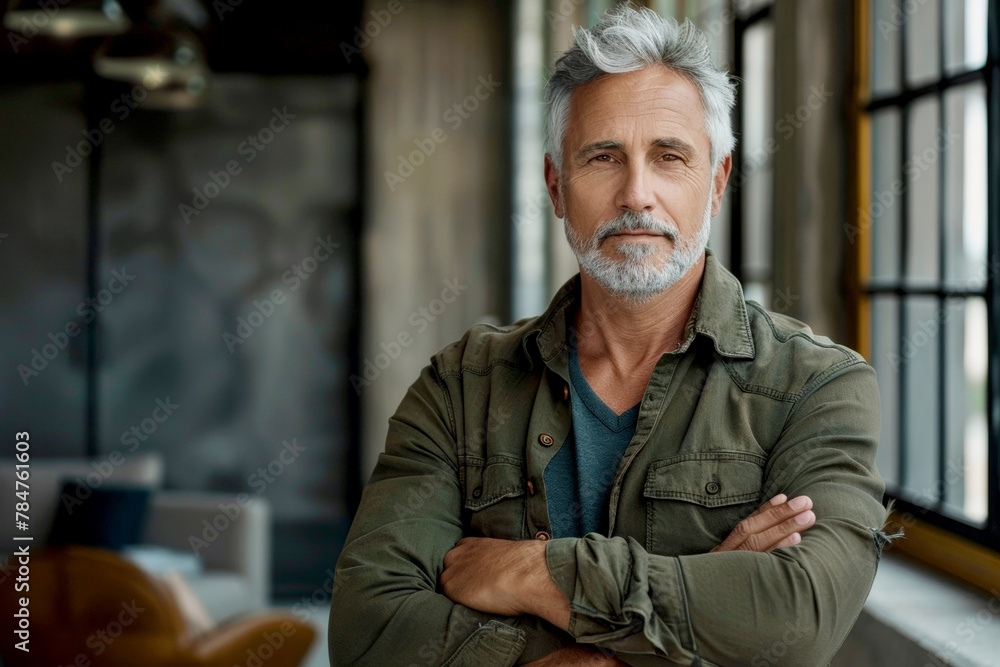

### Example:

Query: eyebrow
xmin=651 ymin=138 xmax=695 ymax=154
xmin=577 ymin=140 xmax=623 ymax=155
xmin=577 ymin=138 xmax=696 ymax=157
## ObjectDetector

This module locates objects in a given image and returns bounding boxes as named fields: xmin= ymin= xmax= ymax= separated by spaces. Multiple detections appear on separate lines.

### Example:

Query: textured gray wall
xmin=0 ymin=84 xmax=90 ymax=455
xmin=0 ymin=76 xmax=358 ymax=527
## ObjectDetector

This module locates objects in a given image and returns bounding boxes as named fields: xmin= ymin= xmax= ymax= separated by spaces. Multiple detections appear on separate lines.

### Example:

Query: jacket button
xmin=472 ymin=486 xmax=483 ymax=498
xmin=705 ymin=481 xmax=720 ymax=495
xmin=534 ymin=530 xmax=551 ymax=541
xmin=563 ymin=385 xmax=570 ymax=400
xmin=527 ymin=479 xmax=535 ymax=495
xmin=538 ymin=434 xmax=554 ymax=447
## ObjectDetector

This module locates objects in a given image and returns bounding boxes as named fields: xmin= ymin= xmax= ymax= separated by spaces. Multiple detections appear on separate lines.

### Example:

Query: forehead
xmin=566 ymin=65 xmax=708 ymax=149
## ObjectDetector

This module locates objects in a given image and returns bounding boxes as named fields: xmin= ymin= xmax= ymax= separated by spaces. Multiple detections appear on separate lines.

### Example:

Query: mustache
xmin=595 ymin=210 xmax=679 ymax=244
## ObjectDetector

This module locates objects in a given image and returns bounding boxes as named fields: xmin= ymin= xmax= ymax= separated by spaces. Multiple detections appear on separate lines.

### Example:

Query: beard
xmin=563 ymin=191 xmax=714 ymax=303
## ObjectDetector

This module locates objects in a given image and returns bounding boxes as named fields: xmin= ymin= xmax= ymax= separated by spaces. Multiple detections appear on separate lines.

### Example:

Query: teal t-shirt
xmin=542 ymin=343 xmax=640 ymax=538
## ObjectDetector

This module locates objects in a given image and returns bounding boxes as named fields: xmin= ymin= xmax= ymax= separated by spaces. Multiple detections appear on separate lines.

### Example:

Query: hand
xmin=711 ymin=494 xmax=815 ymax=553
xmin=440 ymin=537 xmax=571 ymax=629
xmin=523 ymin=645 xmax=630 ymax=666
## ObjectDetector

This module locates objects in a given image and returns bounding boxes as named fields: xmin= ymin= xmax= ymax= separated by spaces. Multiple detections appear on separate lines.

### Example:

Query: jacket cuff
xmin=544 ymin=535 xmax=694 ymax=658
xmin=442 ymin=619 xmax=527 ymax=667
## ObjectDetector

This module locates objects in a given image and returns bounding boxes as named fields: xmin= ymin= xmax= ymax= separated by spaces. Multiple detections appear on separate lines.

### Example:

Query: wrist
xmin=517 ymin=540 xmax=571 ymax=630
xmin=514 ymin=540 xmax=551 ymax=616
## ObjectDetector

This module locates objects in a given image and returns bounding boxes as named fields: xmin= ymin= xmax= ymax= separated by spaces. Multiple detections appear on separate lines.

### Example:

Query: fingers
xmin=745 ymin=493 xmax=787 ymax=520
xmin=712 ymin=494 xmax=814 ymax=553
xmin=768 ymin=531 xmax=802 ymax=551
xmin=738 ymin=509 xmax=815 ymax=553
xmin=745 ymin=495 xmax=812 ymax=538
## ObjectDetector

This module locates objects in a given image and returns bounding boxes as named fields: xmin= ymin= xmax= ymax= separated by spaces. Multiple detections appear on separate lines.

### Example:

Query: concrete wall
xmin=360 ymin=0 xmax=513 ymax=478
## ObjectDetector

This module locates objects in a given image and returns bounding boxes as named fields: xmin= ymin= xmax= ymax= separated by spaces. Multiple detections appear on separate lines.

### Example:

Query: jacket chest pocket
xmin=643 ymin=452 xmax=766 ymax=555
xmin=460 ymin=455 xmax=526 ymax=540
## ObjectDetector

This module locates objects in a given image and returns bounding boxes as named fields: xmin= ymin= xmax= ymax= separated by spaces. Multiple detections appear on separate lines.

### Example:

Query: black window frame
xmin=861 ymin=0 xmax=1000 ymax=553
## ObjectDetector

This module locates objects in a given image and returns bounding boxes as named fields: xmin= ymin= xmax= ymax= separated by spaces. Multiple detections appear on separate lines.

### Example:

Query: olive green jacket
xmin=329 ymin=250 xmax=888 ymax=666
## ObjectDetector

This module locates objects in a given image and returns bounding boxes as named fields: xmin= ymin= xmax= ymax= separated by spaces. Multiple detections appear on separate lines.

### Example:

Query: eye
xmin=591 ymin=154 xmax=613 ymax=163
xmin=660 ymin=153 xmax=680 ymax=162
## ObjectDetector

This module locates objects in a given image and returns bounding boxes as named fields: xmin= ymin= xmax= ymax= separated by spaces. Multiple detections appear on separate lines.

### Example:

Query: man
xmin=330 ymin=6 xmax=887 ymax=666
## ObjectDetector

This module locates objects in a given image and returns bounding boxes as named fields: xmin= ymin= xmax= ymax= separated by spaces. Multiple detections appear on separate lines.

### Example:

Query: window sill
xmin=833 ymin=552 xmax=1000 ymax=667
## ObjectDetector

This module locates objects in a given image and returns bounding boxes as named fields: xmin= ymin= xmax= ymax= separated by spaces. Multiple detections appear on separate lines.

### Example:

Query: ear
xmin=544 ymin=155 xmax=564 ymax=219
xmin=710 ymin=153 xmax=732 ymax=217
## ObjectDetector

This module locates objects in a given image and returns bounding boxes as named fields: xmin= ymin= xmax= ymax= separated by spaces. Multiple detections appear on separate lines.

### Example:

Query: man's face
xmin=545 ymin=65 xmax=731 ymax=301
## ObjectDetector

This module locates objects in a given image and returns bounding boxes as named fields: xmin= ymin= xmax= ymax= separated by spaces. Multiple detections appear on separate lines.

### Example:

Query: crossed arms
xmin=328 ymin=361 xmax=887 ymax=666
xmin=440 ymin=494 xmax=817 ymax=666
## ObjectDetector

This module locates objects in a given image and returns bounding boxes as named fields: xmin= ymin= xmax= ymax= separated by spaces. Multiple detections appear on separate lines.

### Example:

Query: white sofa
xmin=0 ymin=453 xmax=270 ymax=622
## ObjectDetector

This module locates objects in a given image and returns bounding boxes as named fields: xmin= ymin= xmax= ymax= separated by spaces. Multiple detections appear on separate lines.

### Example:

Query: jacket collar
xmin=522 ymin=248 xmax=756 ymax=366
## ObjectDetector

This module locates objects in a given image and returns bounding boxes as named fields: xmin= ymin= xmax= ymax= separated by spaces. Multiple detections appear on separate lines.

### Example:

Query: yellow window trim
xmin=884 ymin=511 xmax=1000 ymax=595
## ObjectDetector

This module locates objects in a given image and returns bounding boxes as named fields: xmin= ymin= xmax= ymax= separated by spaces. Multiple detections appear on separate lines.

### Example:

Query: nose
xmin=615 ymin=162 xmax=656 ymax=212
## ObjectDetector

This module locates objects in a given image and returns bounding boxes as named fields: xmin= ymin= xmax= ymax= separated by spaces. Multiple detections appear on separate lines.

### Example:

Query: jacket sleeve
xmin=328 ymin=361 xmax=575 ymax=666
xmin=543 ymin=362 xmax=889 ymax=667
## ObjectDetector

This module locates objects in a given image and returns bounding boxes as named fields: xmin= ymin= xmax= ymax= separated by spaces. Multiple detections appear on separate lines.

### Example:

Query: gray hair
xmin=544 ymin=4 xmax=736 ymax=172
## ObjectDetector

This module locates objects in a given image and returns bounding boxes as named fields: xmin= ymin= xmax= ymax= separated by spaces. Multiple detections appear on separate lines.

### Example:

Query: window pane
xmin=904 ymin=0 xmax=940 ymax=87
xmin=905 ymin=96 xmax=940 ymax=286
xmin=870 ymin=109 xmax=901 ymax=281
xmin=735 ymin=0 xmax=773 ymax=18
xmin=871 ymin=0 xmax=901 ymax=96
xmin=587 ymin=0 xmax=618 ymax=25
xmin=871 ymin=294 xmax=900 ymax=489
xmin=943 ymin=297 xmax=989 ymax=524
xmin=690 ymin=0 xmax=734 ymax=70
xmin=944 ymin=0 xmax=989 ymax=75
xmin=944 ymin=82 xmax=989 ymax=290
xmin=743 ymin=280 xmax=772 ymax=310
xmin=901 ymin=297 xmax=941 ymax=500
xmin=740 ymin=20 xmax=773 ymax=295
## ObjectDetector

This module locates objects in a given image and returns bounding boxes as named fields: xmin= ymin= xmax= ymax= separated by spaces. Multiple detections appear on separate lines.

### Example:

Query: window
xmin=856 ymin=0 xmax=999 ymax=574
xmin=730 ymin=0 xmax=775 ymax=307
